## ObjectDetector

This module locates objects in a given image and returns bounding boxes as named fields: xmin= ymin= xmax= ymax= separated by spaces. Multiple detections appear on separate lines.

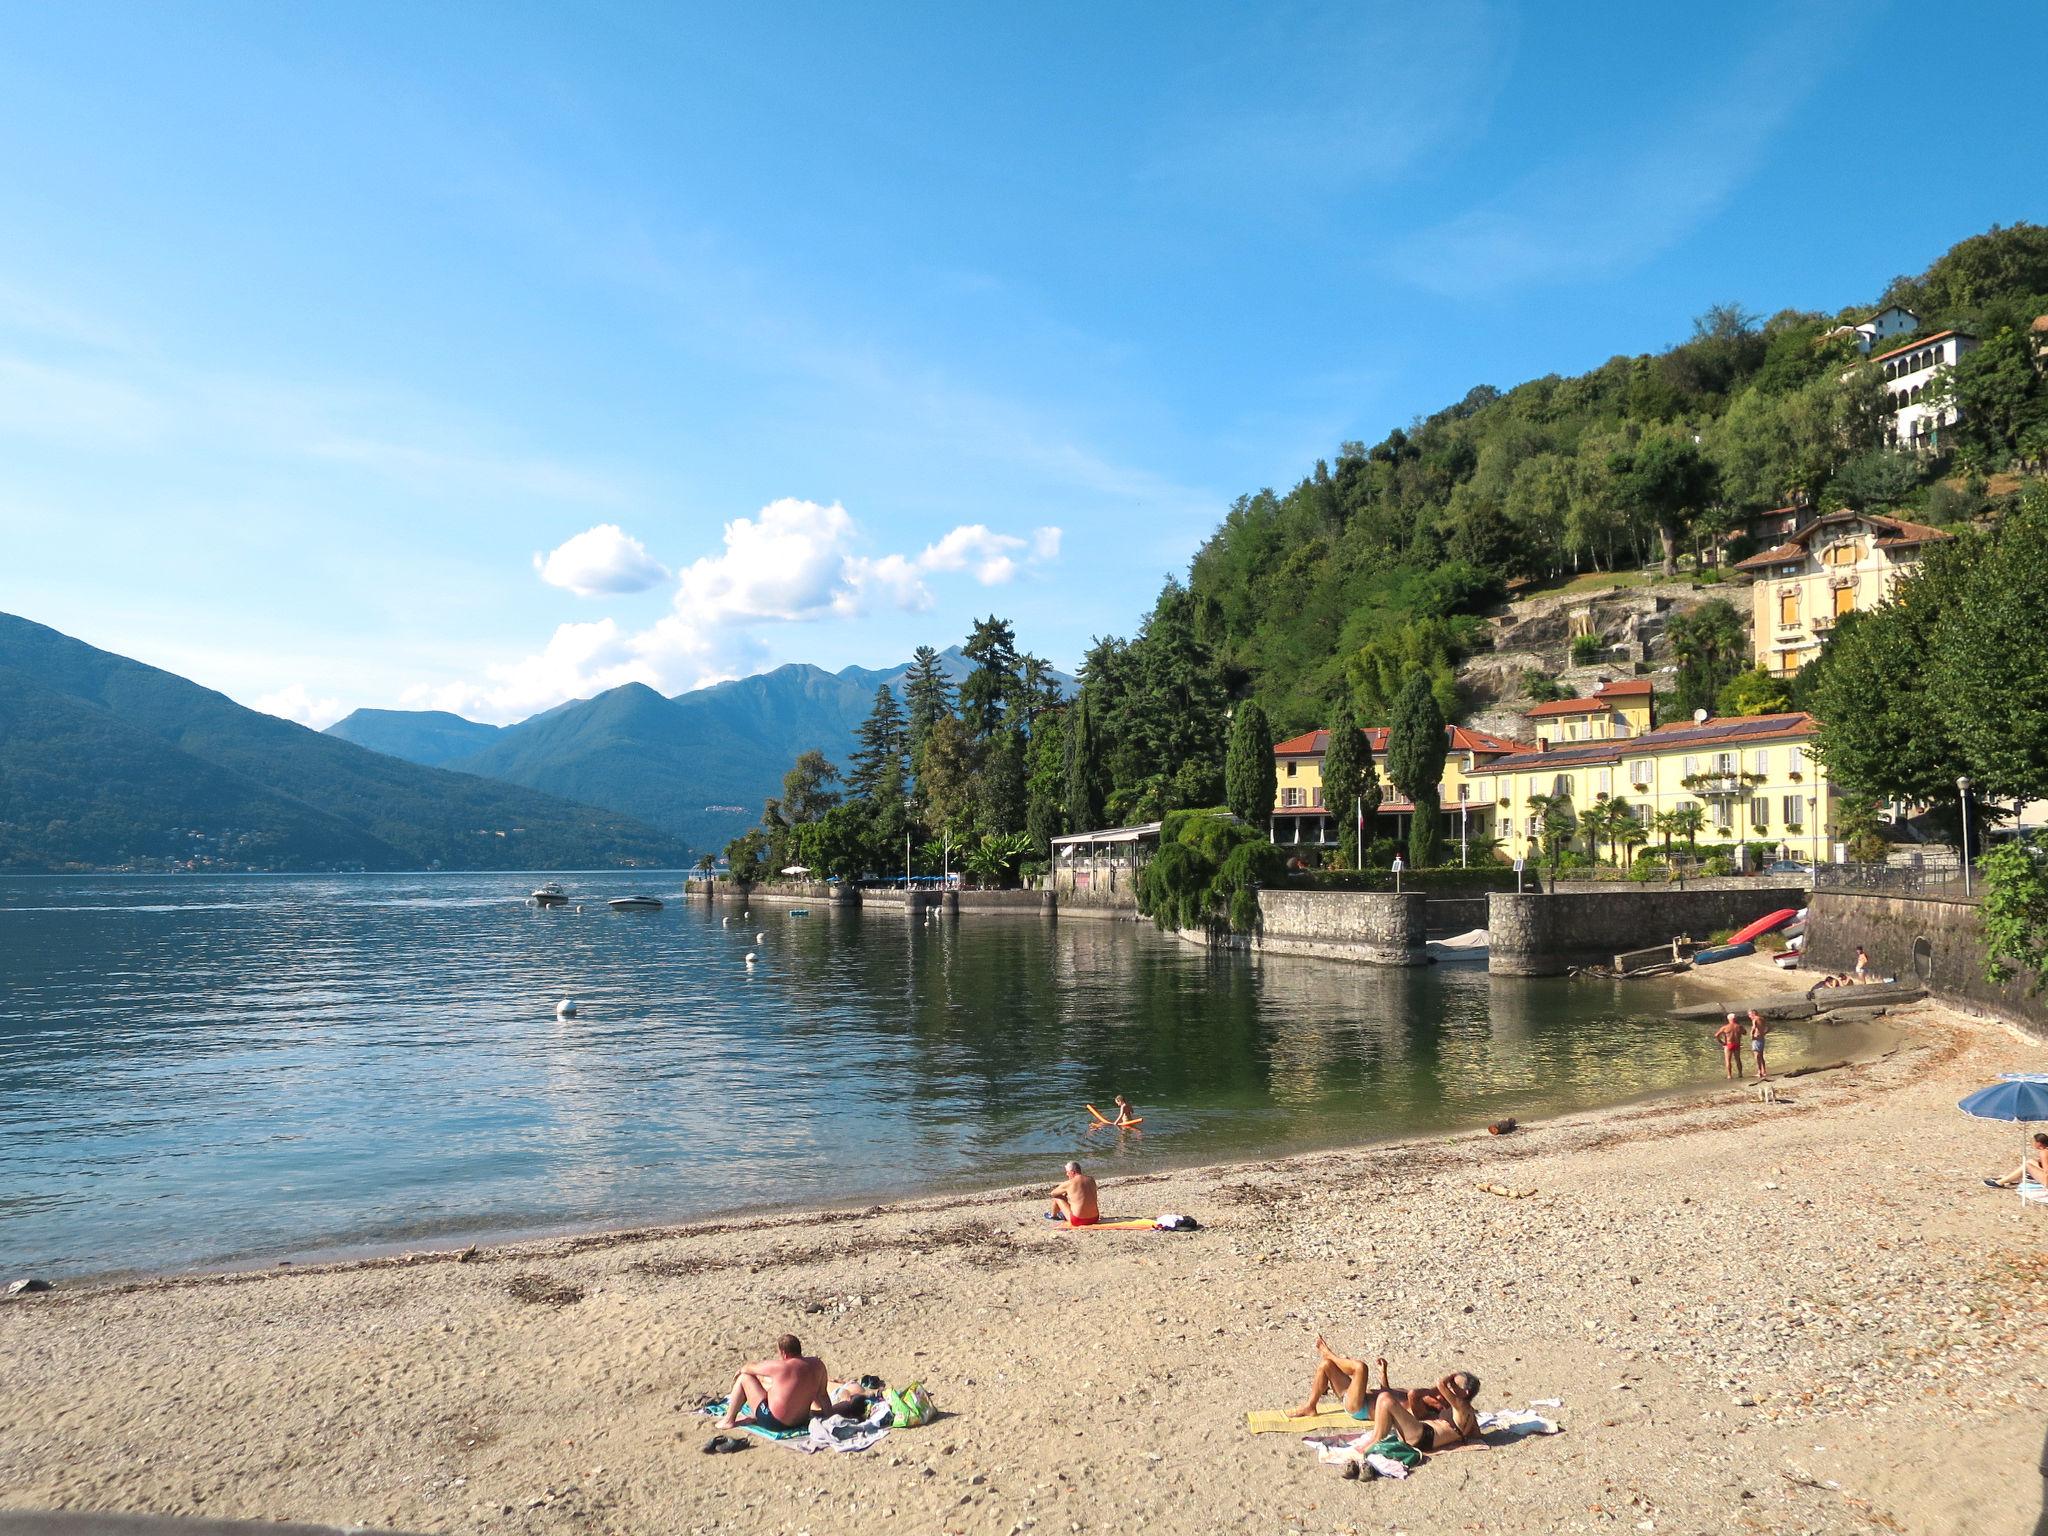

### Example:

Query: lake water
xmin=0 ymin=873 xmax=1859 ymax=1279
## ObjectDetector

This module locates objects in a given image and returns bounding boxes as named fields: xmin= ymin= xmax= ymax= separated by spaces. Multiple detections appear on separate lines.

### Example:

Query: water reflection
xmin=0 ymin=874 xmax=1872 ymax=1278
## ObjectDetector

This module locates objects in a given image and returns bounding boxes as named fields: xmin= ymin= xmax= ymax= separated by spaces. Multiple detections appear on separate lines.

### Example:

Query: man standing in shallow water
xmin=1715 ymin=1013 xmax=1745 ymax=1079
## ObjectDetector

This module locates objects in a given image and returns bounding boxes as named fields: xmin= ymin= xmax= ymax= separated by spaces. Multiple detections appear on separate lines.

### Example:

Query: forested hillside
xmin=746 ymin=224 xmax=2048 ymax=885
xmin=0 ymin=614 xmax=686 ymax=872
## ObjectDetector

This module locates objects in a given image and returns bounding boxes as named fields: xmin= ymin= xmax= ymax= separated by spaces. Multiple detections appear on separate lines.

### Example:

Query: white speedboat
xmin=607 ymin=895 xmax=664 ymax=912
xmin=532 ymin=882 xmax=570 ymax=907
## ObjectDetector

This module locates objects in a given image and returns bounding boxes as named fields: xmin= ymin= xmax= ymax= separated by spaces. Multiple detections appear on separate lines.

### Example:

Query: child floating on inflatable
xmin=1086 ymin=1095 xmax=1142 ymax=1128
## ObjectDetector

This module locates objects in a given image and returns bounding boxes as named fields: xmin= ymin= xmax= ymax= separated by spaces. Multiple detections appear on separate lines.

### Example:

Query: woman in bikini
xmin=1361 ymin=1369 xmax=1482 ymax=1455
xmin=1288 ymin=1338 xmax=1438 ymax=1420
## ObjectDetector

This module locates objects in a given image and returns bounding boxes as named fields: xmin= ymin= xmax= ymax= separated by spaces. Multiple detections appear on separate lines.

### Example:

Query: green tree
xmin=1135 ymin=809 xmax=1286 ymax=935
xmin=1224 ymin=700 xmax=1277 ymax=830
xmin=918 ymin=716 xmax=984 ymax=841
xmin=1527 ymin=792 xmax=1577 ymax=889
xmin=776 ymin=749 xmax=841 ymax=826
xmin=1386 ymin=672 xmax=1447 ymax=867
xmin=1939 ymin=328 xmax=2048 ymax=468
xmin=1064 ymin=690 xmax=1105 ymax=832
xmin=1317 ymin=709 xmax=1374 ymax=869
xmin=958 ymin=615 xmax=1022 ymax=738
xmin=1981 ymin=840 xmax=2048 ymax=990
xmin=1715 ymin=666 xmax=1796 ymax=718
xmin=1659 ymin=803 xmax=1707 ymax=860
xmin=1024 ymin=706 xmax=1068 ymax=854
xmin=846 ymin=684 xmax=907 ymax=801
xmin=1824 ymin=448 xmax=1919 ymax=511
xmin=1667 ymin=599 xmax=1747 ymax=719
xmin=1609 ymin=432 xmax=1719 ymax=576
xmin=978 ymin=724 xmax=1028 ymax=835
xmin=1930 ymin=481 xmax=2048 ymax=805
xmin=902 ymin=645 xmax=956 ymax=755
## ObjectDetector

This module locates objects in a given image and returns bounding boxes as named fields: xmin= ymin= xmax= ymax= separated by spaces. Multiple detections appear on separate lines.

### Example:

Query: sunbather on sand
xmin=1288 ymin=1338 xmax=1433 ymax=1419
xmin=1987 ymin=1132 xmax=2048 ymax=1188
xmin=717 ymin=1333 xmax=831 ymax=1431
xmin=1047 ymin=1160 xmax=1099 ymax=1225
xmin=1359 ymin=1369 xmax=1482 ymax=1454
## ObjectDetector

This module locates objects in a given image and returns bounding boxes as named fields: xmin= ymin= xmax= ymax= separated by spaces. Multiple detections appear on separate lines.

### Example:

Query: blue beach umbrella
xmin=1958 ymin=1073 xmax=2048 ymax=1123
xmin=1960 ymin=1073 xmax=2048 ymax=1185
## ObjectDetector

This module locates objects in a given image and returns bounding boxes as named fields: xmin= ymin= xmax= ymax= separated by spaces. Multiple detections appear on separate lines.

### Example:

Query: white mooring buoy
xmin=556 ymin=998 xmax=578 ymax=1018
xmin=722 ymin=916 xmax=730 ymax=926
xmin=744 ymin=951 xmax=758 ymax=966
xmin=755 ymin=931 xmax=765 ymax=943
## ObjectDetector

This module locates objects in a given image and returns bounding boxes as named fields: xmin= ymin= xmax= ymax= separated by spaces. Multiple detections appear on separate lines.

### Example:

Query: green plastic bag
xmin=1365 ymin=1435 xmax=1424 ymax=1467
xmin=884 ymin=1381 xmax=937 ymax=1427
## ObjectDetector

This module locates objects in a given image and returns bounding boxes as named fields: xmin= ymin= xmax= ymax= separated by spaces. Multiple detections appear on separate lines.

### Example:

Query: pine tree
xmin=1387 ymin=673 xmax=1447 ymax=868
xmin=902 ymin=646 xmax=955 ymax=753
xmin=848 ymin=684 xmax=907 ymax=801
xmin=979 ymin=724 xmax=1028 ymax=835
xmin=1224 ymin=700 xmax=1276 ymax=829
xmin=959 ymin=616 xmax=1021 ymax=738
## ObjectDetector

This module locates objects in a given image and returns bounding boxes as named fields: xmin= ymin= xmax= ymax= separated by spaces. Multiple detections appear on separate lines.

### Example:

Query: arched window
xmin=1883 ymin=362 xmax=1896 ymax=380
xmin=1911 ymin=384 xmax=1922 ymax=403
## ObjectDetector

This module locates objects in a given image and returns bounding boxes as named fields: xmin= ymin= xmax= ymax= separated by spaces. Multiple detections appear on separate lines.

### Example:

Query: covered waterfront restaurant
xmin=1048 ymin=821 xmax=1161 ymax=899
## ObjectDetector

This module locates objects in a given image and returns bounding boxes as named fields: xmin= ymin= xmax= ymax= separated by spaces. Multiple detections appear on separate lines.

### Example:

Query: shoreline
xmin=32 ymin=953 xmax=1887 ymax=1293
xmin=4 ymin=981 xmax=2041 ymax=1534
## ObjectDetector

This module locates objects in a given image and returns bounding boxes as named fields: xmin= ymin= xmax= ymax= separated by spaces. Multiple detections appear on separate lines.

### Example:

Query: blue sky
xmin=0 ymin=0 xmax=2041 ymax=725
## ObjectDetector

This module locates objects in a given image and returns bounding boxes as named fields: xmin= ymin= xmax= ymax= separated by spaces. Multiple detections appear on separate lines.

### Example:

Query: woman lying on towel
xmin=1289 ymin=1338 xmax=1481 ymax=1450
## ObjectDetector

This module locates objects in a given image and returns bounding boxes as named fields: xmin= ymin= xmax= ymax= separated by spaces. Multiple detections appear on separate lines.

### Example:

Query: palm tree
xmin=1582 ymin=797 xmax=1636 ymax=870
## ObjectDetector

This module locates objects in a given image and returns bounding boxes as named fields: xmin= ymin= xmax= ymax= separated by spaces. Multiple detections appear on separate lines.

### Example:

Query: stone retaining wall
xmin=1487 ymin=885 xmax=1809 ymax=976
xmin=1252 ymin=889 xmax=1428 ymax=966
xmin=1807 ymin=889 xmax=2043 ymax=1036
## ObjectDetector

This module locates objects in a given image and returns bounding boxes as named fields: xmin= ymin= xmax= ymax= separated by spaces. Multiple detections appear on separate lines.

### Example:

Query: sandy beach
xmin=3 ymin=958 xmax=2043 ymax=1536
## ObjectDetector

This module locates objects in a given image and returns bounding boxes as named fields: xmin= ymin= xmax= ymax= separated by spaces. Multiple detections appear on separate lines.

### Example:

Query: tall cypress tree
xmin=1065 ymin=691 xmax=1104 ymax=831
xmin=1319 ymin=709 xmax=1365 ymax=869
xmin=1387 ymin=673 xmax=1447 ymax=868
xmin=847 ymin=684 xmax=907 ymax=802
xmin=1224 ymin=700 xmax=1276 ymax=830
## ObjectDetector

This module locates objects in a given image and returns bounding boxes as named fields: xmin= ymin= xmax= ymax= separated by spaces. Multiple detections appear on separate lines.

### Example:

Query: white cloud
xmin=534 ymin=522 xmax=670 ymax=596
xmin=255 ymin=682 xmax=348 ymax=730
xmin=401 ymin=618 xmax=663 ymax=724
xmin=407 ymin=500 xmax=1065 ymax=723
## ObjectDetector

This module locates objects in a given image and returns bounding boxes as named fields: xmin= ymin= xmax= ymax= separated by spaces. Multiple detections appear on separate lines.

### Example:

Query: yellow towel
xmin=1246 ymin=1408 xmax=1360 ymax=1434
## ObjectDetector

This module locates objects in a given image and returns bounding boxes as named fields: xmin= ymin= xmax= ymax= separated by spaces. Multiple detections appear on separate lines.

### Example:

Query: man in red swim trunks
xmin=1047 ymin=1161 xmax=1099 ymax=1226
xmin=1715 ymin=1013 xmax=1745 ymax=1079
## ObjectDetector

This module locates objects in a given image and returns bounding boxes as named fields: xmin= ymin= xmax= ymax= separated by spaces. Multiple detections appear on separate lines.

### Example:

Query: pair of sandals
xmin=701 ymin=1433 xmax=751 ymax=1454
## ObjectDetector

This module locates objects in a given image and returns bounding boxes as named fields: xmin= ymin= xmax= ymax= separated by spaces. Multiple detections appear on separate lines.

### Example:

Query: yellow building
xmin=1271 ymin=723 xmax=1530 ymax=853
xmin=1732 ymin=510 xmax=1949 ymax=675
xmin=1525 ymin=677 xmax=1654 ymax=744
xmin=1466 ymin=711 xmax=1839 ymax=867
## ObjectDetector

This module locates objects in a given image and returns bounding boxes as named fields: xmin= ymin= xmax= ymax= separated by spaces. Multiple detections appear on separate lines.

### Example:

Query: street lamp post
xmin=1958 ymin=775 xmax=1973 ymax=897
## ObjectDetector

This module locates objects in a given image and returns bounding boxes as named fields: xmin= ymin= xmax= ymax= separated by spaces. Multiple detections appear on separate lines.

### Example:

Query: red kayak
xmin=1727 ymin=907 xmax=1799 ymax=946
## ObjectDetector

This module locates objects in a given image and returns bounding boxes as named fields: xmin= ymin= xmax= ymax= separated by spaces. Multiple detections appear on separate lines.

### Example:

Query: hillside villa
xmin=1525 ymin=677 xmax=1653 ymax=743
xmin=1869 ymin=328 xmax=1978 ymax=450
xmin=1823 ymin=302 xmax=1923 ymax=355
xmin=1731 ymin=509 xmax=1951 ymax=674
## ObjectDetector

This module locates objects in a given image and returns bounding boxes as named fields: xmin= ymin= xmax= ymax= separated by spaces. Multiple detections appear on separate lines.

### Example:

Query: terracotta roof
xmin=1469 ymin=712 xmax=1819 ymax=778
xmin=1731 ymin=510 xmax=1950 ymax=571
xmin=1525 ymin=678 xmax=1654 ymax=716
xmin=1869 ymin=328 xmax=1968 ymax=366
xmin=1272 ymin=724 xmax=1532 ymax=758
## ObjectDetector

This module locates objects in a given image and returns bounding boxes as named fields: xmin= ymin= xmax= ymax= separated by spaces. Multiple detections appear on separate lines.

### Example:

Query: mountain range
xmin=0 ymin=613 xmax=686 ymax=872
xmin=324 ymin=648 xmax=1021 ymax=856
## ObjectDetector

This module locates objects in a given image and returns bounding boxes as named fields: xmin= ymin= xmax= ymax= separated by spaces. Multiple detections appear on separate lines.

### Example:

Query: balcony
xmin=1689 ymin=773 xmax=1747 ymax=797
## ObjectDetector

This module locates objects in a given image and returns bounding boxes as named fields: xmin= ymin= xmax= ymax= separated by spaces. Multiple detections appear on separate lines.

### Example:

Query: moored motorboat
xmin=532 ymin=882 xmax=569 ymax=907
xmin=607 ymin=894 xmax=664 ymax=912
xmin=1424 ymin=927 xmax=1490 ymax=965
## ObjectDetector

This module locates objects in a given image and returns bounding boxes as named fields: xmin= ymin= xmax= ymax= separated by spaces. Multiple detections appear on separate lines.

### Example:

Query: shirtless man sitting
xmin=1047 ymin=1160 xmax=1099 ymax=1226
xmin=717 ymin=1333 xmax=831 ymax=1432
xmin=1360 ymin=1368 xmax=1482 ymax=1455
xmin=1289 ymin=1337 xmax=1434 ymax=1419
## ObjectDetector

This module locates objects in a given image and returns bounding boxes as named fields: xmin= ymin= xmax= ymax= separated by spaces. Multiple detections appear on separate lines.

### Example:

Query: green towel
xmin=1365 ymin=1436 xmax=1424 ymax=1467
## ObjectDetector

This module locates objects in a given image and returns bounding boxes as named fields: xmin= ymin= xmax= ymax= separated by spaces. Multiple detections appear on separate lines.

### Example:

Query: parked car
xmin=1766 ymin=859 xmax=1810 ymax=875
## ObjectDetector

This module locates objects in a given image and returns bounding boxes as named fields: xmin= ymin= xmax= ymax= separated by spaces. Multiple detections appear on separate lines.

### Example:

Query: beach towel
xmin=699 ymin=1400 xmax=805 ymax=1441
xmin=1477 ymin=1409 xmax=1561 ymax=1439
xmin=798 ymin=1405 xmax=891 ymax=1455
xmin=1247 ymin=1408 xmax=1360 ymax=1434
xmin=1062 ymin=1217 xmax=1161 ymax=1230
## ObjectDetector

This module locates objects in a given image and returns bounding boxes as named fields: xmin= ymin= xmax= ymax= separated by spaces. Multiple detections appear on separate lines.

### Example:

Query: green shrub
xmin=1570 ymin=634 xmax=1604 ymax=665
xmin=1703 ymin=854 xmax=1735 ymax=877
